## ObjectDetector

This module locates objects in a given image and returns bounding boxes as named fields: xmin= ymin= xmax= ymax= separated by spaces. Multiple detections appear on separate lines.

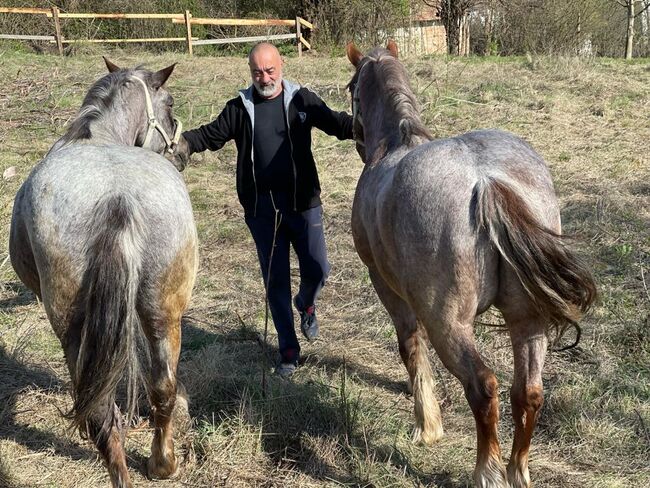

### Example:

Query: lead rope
xmin=261 ymin=192 xmax=282 ymax=396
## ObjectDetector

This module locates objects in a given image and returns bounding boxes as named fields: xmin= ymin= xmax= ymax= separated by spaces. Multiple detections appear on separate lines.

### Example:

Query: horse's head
xmin=346 ymin=40 xmax=399 ymax=163
xmin=346 ymin=41 xmax=431 ymax=165
xmin=102 ymin=58 xmax=183 ymax=168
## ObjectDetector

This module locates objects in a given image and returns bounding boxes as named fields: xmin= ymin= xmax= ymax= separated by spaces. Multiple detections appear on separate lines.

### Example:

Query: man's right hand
xmin=168 ymin=135 xmax=191 ymax=172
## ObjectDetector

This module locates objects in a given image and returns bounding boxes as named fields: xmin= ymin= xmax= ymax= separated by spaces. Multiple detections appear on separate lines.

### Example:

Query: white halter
xmin=132 ymin=76 xmax=182 ymax=154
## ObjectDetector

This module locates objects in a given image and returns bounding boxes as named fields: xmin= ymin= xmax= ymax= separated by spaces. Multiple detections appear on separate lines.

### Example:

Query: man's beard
xmin=254 ymin=79 xmax=280 ymax=98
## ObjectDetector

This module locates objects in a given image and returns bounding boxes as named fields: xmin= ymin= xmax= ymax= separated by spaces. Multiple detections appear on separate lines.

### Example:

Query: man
xmin=174 ymin=43 xmax=353 ymax=377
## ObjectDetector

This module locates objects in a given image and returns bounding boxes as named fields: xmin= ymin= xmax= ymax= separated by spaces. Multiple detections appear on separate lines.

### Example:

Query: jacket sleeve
xmin=181 ymin=102 xmax=235 ymax=154
xmin=304 ymin=89 xmax=354 ymax=141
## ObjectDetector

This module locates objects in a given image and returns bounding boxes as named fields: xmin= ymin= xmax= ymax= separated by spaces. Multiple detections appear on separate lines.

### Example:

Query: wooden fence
xmin=0 ymin=7 xmax=314 ymax=56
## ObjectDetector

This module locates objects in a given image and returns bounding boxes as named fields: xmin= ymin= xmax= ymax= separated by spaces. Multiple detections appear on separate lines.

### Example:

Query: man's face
xmin=249 ymin=47 xmax=283 ymax=99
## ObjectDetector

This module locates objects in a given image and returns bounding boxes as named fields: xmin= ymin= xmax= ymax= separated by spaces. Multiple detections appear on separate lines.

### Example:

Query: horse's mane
xmin=363 ymin=48 xmax=433 ymax=146
xmin=61 ymin=67 xmax=147 ymax=143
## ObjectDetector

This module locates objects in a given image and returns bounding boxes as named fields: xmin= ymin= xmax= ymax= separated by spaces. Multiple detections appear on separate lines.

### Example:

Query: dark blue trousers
xmin=245 ymin=192 xmax=330 ymax=358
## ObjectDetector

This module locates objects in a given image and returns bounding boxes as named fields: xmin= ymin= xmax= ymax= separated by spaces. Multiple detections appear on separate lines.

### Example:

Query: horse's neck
xmin=363 ymin=103 xmax=425 ymax=164
xmin=85 ymin=119 xmax=139 ymax=146
xmin=56 ymin=97 xmax=145 ymax=151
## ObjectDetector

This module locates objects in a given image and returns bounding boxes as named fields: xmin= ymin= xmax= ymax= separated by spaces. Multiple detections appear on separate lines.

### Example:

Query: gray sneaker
xmin=275 ymin=361 xmax=297 ymax=379
xmin=295 ymin=300 xmax=319 ymax=342
xmin=275 ymin=348 xmax=299 ymax=379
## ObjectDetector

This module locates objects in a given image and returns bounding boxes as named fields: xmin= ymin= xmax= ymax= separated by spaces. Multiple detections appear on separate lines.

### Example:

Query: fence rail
xmin=0 ymin=7 xmax=313 ymax=56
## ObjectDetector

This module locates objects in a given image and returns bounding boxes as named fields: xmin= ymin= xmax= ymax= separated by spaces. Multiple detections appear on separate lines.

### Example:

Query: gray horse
xmin=346 ymin=42 xmax=596 ymax=488
xmin=10 ymin=58 xmax=197 ymax=487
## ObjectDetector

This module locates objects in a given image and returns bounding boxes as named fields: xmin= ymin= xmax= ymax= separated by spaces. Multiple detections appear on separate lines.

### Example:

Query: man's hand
xmin=167 ymin=135 xmax=191 ymax=172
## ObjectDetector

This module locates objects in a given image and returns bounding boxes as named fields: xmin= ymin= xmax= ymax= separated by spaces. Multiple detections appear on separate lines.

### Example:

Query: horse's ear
xmin=103 ymin=56 xmax=120 ymax=73
xmin=386 ymin=39 xmax=398 ymax=58
xmin=346 ymin=42 xmax=363 ymax=67
xmin=151 ymin=63 xmax=176 ymax=89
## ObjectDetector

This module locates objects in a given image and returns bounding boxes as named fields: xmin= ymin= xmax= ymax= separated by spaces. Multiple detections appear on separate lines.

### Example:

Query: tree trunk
xmin=460 ymin=12 xmax=470 ymax=55
xmin=484 ymin=4 xmax=494 ymax=55
xmin=642 ymin=1 xmax=650 ymax=56
xmin=576 ymin=11 xmax=582 ymax=55
xmin=625 ymin=0 xmax=635 ymax=59
xmin=440 ymin=0 xmax=471 ymax=56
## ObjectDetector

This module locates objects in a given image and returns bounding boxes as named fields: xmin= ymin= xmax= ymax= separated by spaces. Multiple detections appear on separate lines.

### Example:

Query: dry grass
xmin=0 ymin=47 xmax=648 ymax=487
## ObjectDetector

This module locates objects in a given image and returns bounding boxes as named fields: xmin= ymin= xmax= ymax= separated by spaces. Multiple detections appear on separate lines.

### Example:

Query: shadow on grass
xmin=0 ymin=344 xmax=98 ymax=486
xmin=0 ymin=281 xmax=37 ymax=311
xmin=178 ymin=316 xmax=461 ymax=486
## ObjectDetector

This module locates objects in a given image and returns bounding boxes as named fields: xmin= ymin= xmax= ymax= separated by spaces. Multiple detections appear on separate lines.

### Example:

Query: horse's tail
xmin=69 ymin=194 xmax=145 ymax=444
xmin=474 ymin=177 xmax=597 ymax=337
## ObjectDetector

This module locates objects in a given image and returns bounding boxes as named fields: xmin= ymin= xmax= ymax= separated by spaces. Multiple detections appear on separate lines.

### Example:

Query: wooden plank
xmin=297 ymin=17 xmax=314 ymax=30
xmin=172 ymin=17 xmax=294 ymax=26
xmin=184 ymin=10 xmax=192 ymax=56
xmin=296 ymin=17 xmax=302 ymax=57
xmin=58 ymin=13 xmax=183 ymax=19
xmin=51 ymin=7 xmax=63 ymax=56
xmin=0 ymin=7 xmax=51 ymax=16
xmin=192 ymin=33 xmax=295 ymax=46
xmin=299 ymin=35 xmax=311 ymax=50
xmin=0 ymin=34 xmax=55 ymax=41
xmin=61 ymin=37 xmax=195 ymax=44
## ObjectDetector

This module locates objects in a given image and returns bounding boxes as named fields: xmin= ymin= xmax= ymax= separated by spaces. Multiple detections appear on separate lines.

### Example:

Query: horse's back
xmin=11 ymin=144 xmax=197 ymax=330
xmin=396 ymin=129 xmax=559 ymax=229
xmin=25 ymin=144 xmax=194 ymax=240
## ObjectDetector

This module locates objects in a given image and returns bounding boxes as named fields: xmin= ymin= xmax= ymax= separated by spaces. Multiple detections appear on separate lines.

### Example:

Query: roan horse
xmin=9 ymin=59 xmax=197 ymax=487
xmin=346 ymin=42 xmax=596 ymax=487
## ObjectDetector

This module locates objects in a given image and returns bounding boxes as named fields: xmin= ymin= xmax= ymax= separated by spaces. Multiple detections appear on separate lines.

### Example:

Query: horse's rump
xmin=474 ymin=176 xmax=597 ymax=334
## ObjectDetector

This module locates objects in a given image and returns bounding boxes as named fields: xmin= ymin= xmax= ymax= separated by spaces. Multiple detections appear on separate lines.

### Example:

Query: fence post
xmin=51 ymin=6 xmax=63 ymax=55
xmin=295 ymin=17 xmax=302 ymax=57
xmin=184 ymin=10 xmax=193 ymax=56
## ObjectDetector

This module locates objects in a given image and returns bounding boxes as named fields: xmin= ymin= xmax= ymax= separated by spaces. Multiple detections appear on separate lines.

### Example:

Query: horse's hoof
xmin=146 ymin=455 xmax=180 ymax=480
xmin=412 ymin=425 xmax=444 ymax=446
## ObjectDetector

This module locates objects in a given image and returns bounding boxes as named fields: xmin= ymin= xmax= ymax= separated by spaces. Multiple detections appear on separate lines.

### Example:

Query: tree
xmin=423 ymin=0 xmax=479 ymax=55
xmin=615 ymin=0 xmax=650 ymax=58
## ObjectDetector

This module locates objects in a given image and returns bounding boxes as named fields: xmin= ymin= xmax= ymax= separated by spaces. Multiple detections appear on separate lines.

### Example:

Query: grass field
xmin=0 ymin=46 xmax=648 ymax=487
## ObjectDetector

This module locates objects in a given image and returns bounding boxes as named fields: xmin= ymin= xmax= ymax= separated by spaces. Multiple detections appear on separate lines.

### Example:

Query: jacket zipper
xmin=248 ymin=106 xmax=258 ymax=217
xmin=285 ymin=103 xmax=297 ymax=211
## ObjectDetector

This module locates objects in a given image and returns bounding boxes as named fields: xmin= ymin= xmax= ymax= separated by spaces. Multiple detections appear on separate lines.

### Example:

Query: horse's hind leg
xmin=63 ymin=336 xmax=132 ymax=488
xmin=502 ymin=308 xmax=548 ymax=488
xmin=91 ymin=405 xmax=132 ymax=488
xmin=143 ymin=314 xmax=182 ymax=479
xmin=421 ymin=311 xmax=507 ymax=488
xmin=368 ymin=268 xmax=443 ymax=445
xmin=142 ymin=245 xmax=196 ymax=479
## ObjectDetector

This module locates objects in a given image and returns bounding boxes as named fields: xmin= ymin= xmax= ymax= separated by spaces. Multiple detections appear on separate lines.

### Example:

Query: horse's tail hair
xmin=69 ymin=194 xmax=145 ymax=446
xmin=475 ymin=177 xmax=597 ymax=339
